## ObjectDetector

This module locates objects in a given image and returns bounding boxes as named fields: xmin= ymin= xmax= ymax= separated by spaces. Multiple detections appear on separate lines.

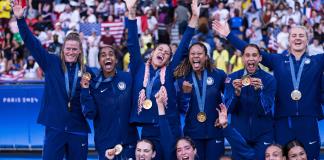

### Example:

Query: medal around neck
xmin=241 ymin=75 xmax=251 ymax=86
xmin=197 ymin=112 xmax=207 ymax=123
xmin=291 ymin=90 xmax=302 ymax=101
xmin=143 ymin=99 xmax=153 ymax=109
xmin=114 ymin=144 xmax=123 ymax=155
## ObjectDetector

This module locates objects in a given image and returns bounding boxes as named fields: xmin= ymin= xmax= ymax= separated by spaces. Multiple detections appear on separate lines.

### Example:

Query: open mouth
xmin=157 ymin=55 xmax=164 ymax=61
xmin=247 ymin=62 xmax=256 ymax=70
xmin=103 ymin=60 xmax=113 ymax=70
xmin=192 ymin=59 xmax=201 ymax=68
xmin=181 ymin=156 xmax=190 ymax=160
xmin=139 ymin=157 xmax=146 ymax=160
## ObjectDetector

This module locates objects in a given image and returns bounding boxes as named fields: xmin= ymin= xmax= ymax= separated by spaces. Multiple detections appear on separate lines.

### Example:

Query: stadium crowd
xmin=3 ymin=0 xmax=324 ymax=159
xmin=1 ymin=0 xmax=322 ymax=81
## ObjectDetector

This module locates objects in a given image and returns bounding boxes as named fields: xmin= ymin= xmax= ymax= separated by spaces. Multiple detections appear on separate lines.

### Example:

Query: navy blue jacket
xmin=223 ymin=126 xmax=255 ymax=160
xmin=80 ymin=71 xmax=138 ymax=150
xmin=227 ymin=32 xmax=324 ymax=118
xmin=126 ymin=18 xmax=195 ymax=134
xmin=224 ymin=69 xmax=276 ymax=141
xmin=17 ymin=18 xmax=90 ymax=133
xmin=177 ymin=69 xmax=226 ymax=139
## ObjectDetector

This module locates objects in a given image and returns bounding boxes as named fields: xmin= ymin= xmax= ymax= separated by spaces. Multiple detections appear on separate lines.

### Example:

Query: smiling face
xmin=242 ymin=46 xmax=262 ymax=74
xmin=151 ymin=44 xmax=171 ymax=68
xmin=176 ymin=139 xmax=197 ymax=160
xmin=99 ymin=47 xmax=117 ymax=76
xmin=135 ymin=141 xmax=156 ymax=160
xmin=189 ymin=44 xmax=208 ymax=73
xmin=63 ymin=40 xmax=81 ymax=63
xmin=289 ymin=27 xmax=308 ymax=54
xmin=287 ymin=146 xmax=307 ymax=160
xmin=265 ymin=145 xmax=285 ymax=160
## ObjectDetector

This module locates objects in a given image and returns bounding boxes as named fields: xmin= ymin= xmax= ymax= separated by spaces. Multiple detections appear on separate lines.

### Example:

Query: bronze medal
xmin=142 ymin=99 xmax=152 ymax=109
xmin=241 ymin=76 xmax=251 ymax=86
xmin=114 ymin=144 xmax=123 ymax=155
xmin=291 ymin=90 xmax=302 ymax=101
xmin=197 ymin=112 xmax=207 ymax=123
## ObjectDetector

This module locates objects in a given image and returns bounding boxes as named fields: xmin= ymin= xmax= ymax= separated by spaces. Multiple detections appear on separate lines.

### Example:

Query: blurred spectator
xmin=100 ymin=27 xmax=116 ymax=47
xmin=245 ymin=18 xmax=262 ymax=45
xmin=23 ymin=56 xmax=41 ymax=80
xmin=174 ymin=1 xmax=190 ymax=37
xmin=146 ymin=8 xmax=158 ymax=41
xmin=213 ymin=43 xmax=229 ymax=73
xmin=276 ymin=25 xmax=289 ymax=54
xmin=0 ymin=50 xmax=6 ymax=75
xmin=229 ymin=49 xmax=243 ymax=73
xmin=96 ymin=0 xmax=113 ymax=19
xmin=86 ymin=8 xmax=97 ymax=23
xmin=48 ymin=34 xmax=62 ymax=55
xmin=308 ymin=38 xmax=324 ymax=56
xmin=59 ymin=4 xmax=73 ymax=32
xmin=213 ymin=1 xmax=229 ymax=22
xmin=229 ymin=9 xmax=244 ymax=39
xmin=114 ymin=0 xmax=126 ymax=17
xmin=52 ymin=22 xmax=65 ymax=44
xmin=87 ymin=30 xmax=100 ymax=69
xmin=0 ymin=0 xmax=11 ymax=28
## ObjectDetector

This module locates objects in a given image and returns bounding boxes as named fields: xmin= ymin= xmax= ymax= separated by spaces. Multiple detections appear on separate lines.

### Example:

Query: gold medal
xmin=241 ymin=76 xmax=251 ymax=86
xmin=114 ymin=144 xmax=123 ymax=155
xmin=82 ymin=72 xmax=92 ymax=81
xmin=197 ymin=112 xmax=207 ymax=123
xmin=142 ymin=99 xmax=152 ymax=109
xmin=291 ymin=90 xmax=302 ymax=101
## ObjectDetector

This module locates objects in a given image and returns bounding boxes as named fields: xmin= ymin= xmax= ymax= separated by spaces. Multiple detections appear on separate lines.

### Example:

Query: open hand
xmin=212 ymin=20 xmax=230 ymax=38
xmin=11 ymin=0 xmax=26 ymax=19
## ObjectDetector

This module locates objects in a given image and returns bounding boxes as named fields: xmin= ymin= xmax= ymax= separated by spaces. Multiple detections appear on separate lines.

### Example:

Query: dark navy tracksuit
xmin=126 ymin=18 xmax=195 ymax=159
xmin=177 ymin=69 xmax=227 ymax=160
xmin=17 ymin=18 xmax=90 ymax=159
xmin=224 ymin=69 xmax=276 ymax=160
xmin=227 ymin=32 xmax=324 ymax=160
xmin=80 ymin=71 xmax=138 ymax=160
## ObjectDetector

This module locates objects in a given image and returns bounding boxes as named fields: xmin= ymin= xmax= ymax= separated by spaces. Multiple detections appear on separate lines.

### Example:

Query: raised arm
xmin=155 ymin=91 xmax=176 ymax=160
xmin=212 ymin=20 xmax=275 ymax=69
xmin=125 ymin=0 xmax=144 ymax=75
xmin=169 ymin=0 xmax=199 ymax=71
xmin=12 ymin=0 xmax=51 ymax=72
xmin=216 ymin=104 xmax=256 ymax=159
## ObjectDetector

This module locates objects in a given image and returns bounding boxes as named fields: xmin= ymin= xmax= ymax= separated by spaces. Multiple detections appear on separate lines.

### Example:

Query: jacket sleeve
xmin=169 ymin=26 xmax=195 ymax=72
xmin=159 ymin=115 xmax=176 ymax=160
xmin=256 ymin=76 xmax=277 ymax=115
xmin=17 ymin=18 xmax=52 ymax=72
xmin=223 ymin=77 xmax=240 ymax=113
xmin=175 ymin=78 xmax=192 ymax=114
xmin=80 ymin=88 xmax=97 ymax=119
xmin=226 ymin=32 xmax=275 ymax=70
xmin=223 ymin=126 xmax=255 ymax=160
xmin=126 ymin=18 xmax=144 ymax=77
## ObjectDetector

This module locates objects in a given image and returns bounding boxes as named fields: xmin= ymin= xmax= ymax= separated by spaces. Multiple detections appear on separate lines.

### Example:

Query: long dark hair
xmin=284 ymin=140 xmax=305 ymax=158
xmin=176 ymin=136 xmax=196 ymax=150
xmin=174 ymin=42 xmax=214 ymax=78
xmin=60 ymin=32 xmax=85 ymax=73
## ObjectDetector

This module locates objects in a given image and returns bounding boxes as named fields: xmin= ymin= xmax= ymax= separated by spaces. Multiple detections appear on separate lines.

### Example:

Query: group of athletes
xmin=10 ymin=0 xmax=324 ymax=159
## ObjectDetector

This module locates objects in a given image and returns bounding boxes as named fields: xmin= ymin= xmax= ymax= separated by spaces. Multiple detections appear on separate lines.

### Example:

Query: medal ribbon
xmin=192 ymin=70 xmax=207 ymax=113
xmin=65 ymin=64 xmax=79 ymax=102
xmin=145 ymin=69 xmax=161 ymax=99
xmin=289 ymin=56 xmax=306 ymax=90
xmin=95 ymin=73 xmax=114 ymax=89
